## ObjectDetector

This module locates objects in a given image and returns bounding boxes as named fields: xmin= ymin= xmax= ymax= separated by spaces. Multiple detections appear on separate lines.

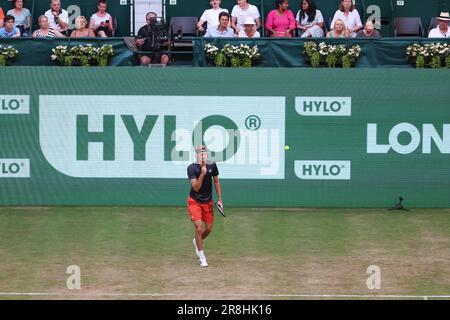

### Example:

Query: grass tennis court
xmin=0 ymin=207 xmax=449 ymax=300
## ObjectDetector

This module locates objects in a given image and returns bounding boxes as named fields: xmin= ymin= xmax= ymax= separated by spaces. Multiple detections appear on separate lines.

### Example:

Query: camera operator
xmin=135 ymin=12 xmax=170 ymax=66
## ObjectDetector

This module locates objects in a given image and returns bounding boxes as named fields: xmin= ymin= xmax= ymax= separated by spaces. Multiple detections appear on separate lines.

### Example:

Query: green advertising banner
xmin=1 ymin=67 xmax=449 ymax=207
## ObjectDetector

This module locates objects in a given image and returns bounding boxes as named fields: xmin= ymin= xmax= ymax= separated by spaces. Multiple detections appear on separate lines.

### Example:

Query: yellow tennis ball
xmin=284 ymin=145 xmax=290 ymax=151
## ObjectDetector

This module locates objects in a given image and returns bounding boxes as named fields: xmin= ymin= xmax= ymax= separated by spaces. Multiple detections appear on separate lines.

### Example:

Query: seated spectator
xmin=231 ymin=0 xmax=261 ymax=35
xmin=7 ymin=0 xmax=31 ymax=37
xmin=45 ymin=0 xmax=69 ymax=34
xmin=428 ymin=12 xmax=450 ymax=38
xmin=356 ymin=20 xmax=382 ymax=39
xmin=70 ymin=16 xmax=95 ymax=38
xmin=197 ymin=0 xmax=229 ymax=34
xmin=265 ymin=0 xmax=296 ymax=37
xmin=0 ymin=15 xmax=21 ymax=38
xmin=330 ymin=0 xmax=362 ymax=38
xmin=296 ymin=0 xmax=324 ymax=38
xmin=0 ymin=7 xmax=4 ymax=28
xmin=326 ymin=19 xmax=349 ymax=38
xmin=32 ymin=15 xmax=65 ymax=38
xmin=89 ymin=0 xmax=114 ymax=38
xmin=239 ymin=17 xmax=260 ymax=38
xmin=135 ymin=12 xmax=170 ymax=66
xmin=205 ymin=11 xmax=234 ymax=37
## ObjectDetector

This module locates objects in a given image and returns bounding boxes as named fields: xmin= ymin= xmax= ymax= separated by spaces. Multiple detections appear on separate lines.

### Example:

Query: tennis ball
xmin=284 ymin=145 xmax=290 ymax=151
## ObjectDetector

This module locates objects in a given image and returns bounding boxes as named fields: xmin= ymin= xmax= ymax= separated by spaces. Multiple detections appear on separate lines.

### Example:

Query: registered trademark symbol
xmin=342 ymin=101 xmax=346 ymax=105
xmin=20 ymin=99 xmax=24 ymax=103
xmin=341 ymin=165 xmax=345 ymax=169
xmin=245 ymin=115 xmax=261 ymax=131
xmin=21 ymin=163 xmax=25 ymax=167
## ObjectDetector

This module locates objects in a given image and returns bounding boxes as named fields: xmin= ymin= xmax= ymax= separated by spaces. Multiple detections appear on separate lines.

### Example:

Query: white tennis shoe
xmin=199 ymin=254 xmax=208 ymax=267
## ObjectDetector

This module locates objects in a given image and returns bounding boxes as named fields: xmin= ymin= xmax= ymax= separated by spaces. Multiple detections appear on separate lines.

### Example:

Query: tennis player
xmin=187 ymin=145 xmax=223 ymax=267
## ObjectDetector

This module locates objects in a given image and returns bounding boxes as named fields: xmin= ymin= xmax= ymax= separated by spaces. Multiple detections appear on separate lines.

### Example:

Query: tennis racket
xmin=215 ymin=202 xmax=225 ymax=217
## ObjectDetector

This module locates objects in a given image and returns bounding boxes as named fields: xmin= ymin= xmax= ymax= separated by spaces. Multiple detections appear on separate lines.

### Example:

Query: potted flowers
xmin=406 ymin=43 xmax=450 ymax=68
xmin=204 ymin=43 xmax=261 ymax=67
xmin=304 ymin=41 xmax=361 ymax=68
xmin=0 ymin=45 xmax=19 ymax=66
xmin=51 ymin=44 xmax=114 ymax=66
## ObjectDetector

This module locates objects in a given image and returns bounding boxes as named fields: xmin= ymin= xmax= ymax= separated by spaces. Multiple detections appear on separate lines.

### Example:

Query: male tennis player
xmin=187 ymin=145 xmax=223 ymax=267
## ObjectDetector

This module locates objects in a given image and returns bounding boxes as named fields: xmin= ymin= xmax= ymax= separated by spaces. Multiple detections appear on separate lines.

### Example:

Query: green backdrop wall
xmin=1 ymin=67 xmax=450 ymax=207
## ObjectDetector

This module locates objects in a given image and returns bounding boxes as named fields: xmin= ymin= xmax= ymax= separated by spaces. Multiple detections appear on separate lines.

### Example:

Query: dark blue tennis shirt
xmin=187 ymin=162 xmax=219 ymax=203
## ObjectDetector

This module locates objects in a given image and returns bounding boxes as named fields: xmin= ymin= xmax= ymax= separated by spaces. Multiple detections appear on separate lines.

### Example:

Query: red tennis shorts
xmin=187 ymin=196 xmax=214 ymax=224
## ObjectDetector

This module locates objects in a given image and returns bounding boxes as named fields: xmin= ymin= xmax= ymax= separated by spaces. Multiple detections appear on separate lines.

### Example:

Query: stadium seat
xmin=169 ymin=16 xmax=199 ymax=40
xmin=315 ymin=0 xmax=340 ymax=26
xmin=393 ymin=17 xmax=424 ymax=37
xmin=427 ymin=17 xmax=440 ymax=35
xmin=168 ymin=17 xmax=198 ymax=64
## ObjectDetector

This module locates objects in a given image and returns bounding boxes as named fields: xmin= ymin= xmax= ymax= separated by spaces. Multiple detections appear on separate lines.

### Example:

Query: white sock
xmin=198 ymin=250 xmax=204 ymax=256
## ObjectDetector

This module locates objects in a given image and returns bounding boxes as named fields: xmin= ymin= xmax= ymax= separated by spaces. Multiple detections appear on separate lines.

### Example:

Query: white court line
xmin=1 ymin=292 xmax=450 ymax=299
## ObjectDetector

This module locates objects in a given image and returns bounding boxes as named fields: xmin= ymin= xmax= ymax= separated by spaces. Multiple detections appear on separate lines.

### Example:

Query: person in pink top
xmin=265 ymin=0 xmax=296 ymax=37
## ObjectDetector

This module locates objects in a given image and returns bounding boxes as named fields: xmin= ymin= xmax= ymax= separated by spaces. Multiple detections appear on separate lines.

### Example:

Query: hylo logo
xmin=0 ymin=159 xmax=30 ymax=178
xmin=0 ymin=96 xmax=30 ymax=114
xmin=296 ymin=97 xmax=351 ymax=116
xmin=295 ymin=161 xmax=351 ymax=180
xmin=39 ymin=95 xmax=285 ymax=179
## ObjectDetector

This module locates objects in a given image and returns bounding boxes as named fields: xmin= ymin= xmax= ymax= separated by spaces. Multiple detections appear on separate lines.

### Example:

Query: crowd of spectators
xmin=197 ymin=0 xmax=450 ymax=39
xmin=0 ymin=0 xmax=448 ymax=40
xmin=0 ymin=0 xmax=114 ymax=38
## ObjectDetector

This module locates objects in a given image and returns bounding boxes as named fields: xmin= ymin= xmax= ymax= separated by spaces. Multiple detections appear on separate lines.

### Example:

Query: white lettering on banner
xmin=0 ymin=159 xmax=30 ymax=178
xmin=367 ymin=123 xmax=450 ymax=154
xmin=0 ymin=96 xmax=30 ymax=114
xmin=39 ymin=96 xmax=285 ymax=179
xmin=295 ymin=97 xmax=351 ymax=116
xmin=294 ymin=161 xmax=351 ymax=180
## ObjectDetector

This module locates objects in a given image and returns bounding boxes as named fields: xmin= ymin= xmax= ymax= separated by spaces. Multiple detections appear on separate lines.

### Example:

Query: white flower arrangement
xmin=51 ymin=44 xmax=114 ymax=66
xmin=204 ymin=43 xmax=261 ymax=67
xmin=406 ymin=43 xmax=450 ymax=68
xmin=0 ymin=45 xmax=20 ymax=66
xmin=304 ymin=41 xmax=361 ymax=68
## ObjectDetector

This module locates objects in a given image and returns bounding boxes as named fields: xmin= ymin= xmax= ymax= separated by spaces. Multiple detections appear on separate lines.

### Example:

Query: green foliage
xmin=342 ymin=55 xmax=352 ymax=68
xmin=304 ymin=42 xmax=360 ymax=68
xmin=241 ymin=56 xmax=252 ymax=68
xmin=52 ymin=44 xmax=114 ymax=66
xmin=415 ymin=55 xmax=425 ymax=68
xmin=64 ymin=55 xmax=74 ymax=66
xmin=0 ymin=45 xmax=19 ymax=66
xmin=214 ymin=52 xmax=226 ymax=67
xmin=230 ymin=56 xmax=241 ymax=68
xmin=311 ymin=52 xmax=320 ymax=68
xmin=446 ymin=55 xmax=450 ymax=69
xmin=205 ymin=43 xmax=261 ymax=67
xmin=407 ymin=43 xmax=449 ymax=68
xmin=430 ymin=55 xmax=442 ymax=69
xmin=326 ymin=54 xmax=338 ymax=68
xmin=79 ymin=56 xmax=90 ymax=67
xmin=98 ymin=56 xmax=108 ymax=67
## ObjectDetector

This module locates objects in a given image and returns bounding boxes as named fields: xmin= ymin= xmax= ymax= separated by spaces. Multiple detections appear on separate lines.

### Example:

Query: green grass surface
xmin=0 ymin=207 xmax=449 ymax=300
